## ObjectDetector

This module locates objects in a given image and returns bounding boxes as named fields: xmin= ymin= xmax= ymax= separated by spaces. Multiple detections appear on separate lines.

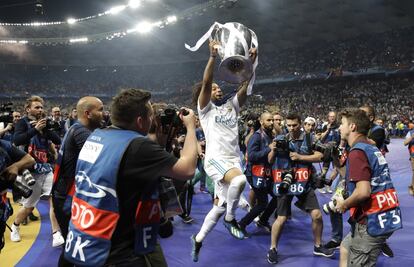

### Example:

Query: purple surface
xmin=20 ymin=138 xmax=414 ymax=266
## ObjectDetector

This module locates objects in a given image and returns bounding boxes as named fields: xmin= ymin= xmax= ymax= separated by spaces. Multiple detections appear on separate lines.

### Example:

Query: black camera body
xmin=311 ymin=172 xmax=333 ymax=189
xmin=159 ymin=107 xmax=189 ymax=153
xmin=279 ymin=169 xmax=295 ymax=194
xmin=160 ymin=107 xmax=188 ymax=131
xmin=0 ymin=103 xmax=13 ymax=124
xmin=45 ymin=118 xmax=61 ymax=131
xmin=274 ymin=135 xmax=290 ymax=153
xmin=313 ymin=141 xmax=340 ymax=163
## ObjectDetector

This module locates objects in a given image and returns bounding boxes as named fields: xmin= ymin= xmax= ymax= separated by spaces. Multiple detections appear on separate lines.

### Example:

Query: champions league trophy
xmin=185 ymin=22 xmax=258 ymax=95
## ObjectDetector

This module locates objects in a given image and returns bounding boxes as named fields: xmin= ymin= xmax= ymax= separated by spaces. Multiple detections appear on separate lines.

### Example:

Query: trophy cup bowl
xmin=211 ymin=22 xmax=257 ymax=84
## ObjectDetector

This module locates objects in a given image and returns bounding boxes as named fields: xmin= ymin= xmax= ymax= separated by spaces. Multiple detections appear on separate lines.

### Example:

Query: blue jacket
xmin=246 ymin=129 xmax=272 ymax=188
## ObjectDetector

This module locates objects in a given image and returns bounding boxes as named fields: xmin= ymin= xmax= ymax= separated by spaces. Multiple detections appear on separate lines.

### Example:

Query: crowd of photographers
xmin=0 ymin=91 xmax=206 ymax=266
xmin=1 ymin=84 xmax=410 ymax=266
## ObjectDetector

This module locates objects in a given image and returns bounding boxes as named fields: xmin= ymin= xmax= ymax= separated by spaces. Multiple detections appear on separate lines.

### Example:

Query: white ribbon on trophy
xmin=185 ymin=22 xmax=258 ymax=95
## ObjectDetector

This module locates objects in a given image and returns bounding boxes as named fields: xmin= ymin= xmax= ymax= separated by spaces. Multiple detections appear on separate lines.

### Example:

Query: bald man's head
xmin=77 ymin=97 xmax=101 ymax=118
xmin=76 ymin=96 xmax=104 ymax=129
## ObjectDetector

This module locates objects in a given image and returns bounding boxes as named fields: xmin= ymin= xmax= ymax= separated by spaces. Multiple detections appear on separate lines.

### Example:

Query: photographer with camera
xmin=0 ymin=111 xmax=21 ymax=142
xmin=52 ymin=96 xmax=104 ymax=267
xmin=238 ymin=111 xmax=278 ymax=235
xmin=360 ymin=104 xmax=394 ymax=258
xmin=318 ymin=111 xmax=341 ymax=194
xmin=10 ymin=96 xmax=64 ymax=247
xmin=272 ymin=111 xmax=287 ymax=136
xmin=267 ymin=113 xmax=334 ymax=264
xmin=336 ymin=108 xmax=402 ymax=267
xmin=50 ymin=106 xmax=66 ymax=138
xmin=0 ymin=139 xmax=35 ymax=252
xmin=64 ymin=89 xmax=198 ymax=267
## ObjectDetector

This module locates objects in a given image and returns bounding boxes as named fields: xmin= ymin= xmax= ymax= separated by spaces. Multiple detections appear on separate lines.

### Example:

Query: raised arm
xmin=198 ymin=40 xmax=219 ymax=110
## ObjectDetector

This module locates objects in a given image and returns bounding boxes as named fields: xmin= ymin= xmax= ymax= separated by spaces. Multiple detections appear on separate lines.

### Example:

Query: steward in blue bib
xmin=64 ymin=128 xmax=148 ymax=266
xmin=272 ymin=131 xmax=314 ymax=196
xmin=347 ymin=142 xmax=402 ymax=237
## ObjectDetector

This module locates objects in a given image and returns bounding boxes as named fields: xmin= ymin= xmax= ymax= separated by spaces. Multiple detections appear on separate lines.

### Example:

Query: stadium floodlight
xmin=128 ymin=0 xmax=141 ymax=9
xmin=0 ymin=40 xmax=17 ymax=44
xmin=67 ymin=18 xmax=77 ymax=24
xmin=153 ymin=21 xmax=162 ymax=27
xmin=166 ymin=15 xmax=177 ymax=23
xmin=136 ymin=21 xmax=153 ymax=33
xmin=18 ymin=40 xmax=28 ymax=44
xmin=69 ymin=37 xmax=88 ymax=43
xmin=108 ymin=5 xmax=126 ymax=15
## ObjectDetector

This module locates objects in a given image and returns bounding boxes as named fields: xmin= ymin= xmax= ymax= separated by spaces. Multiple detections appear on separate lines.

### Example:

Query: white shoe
xmin=318 ymin=187 xmax=327 ymax=194
xmin=10 ymin=224 xmax=21 ymax=242
xmin=326 ymin=186 xmax=333 ymax=194
xmin=52 ymin=231 xmax=65 ymax=247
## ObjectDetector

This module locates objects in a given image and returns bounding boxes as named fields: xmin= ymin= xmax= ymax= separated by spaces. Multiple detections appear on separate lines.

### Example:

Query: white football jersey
xmin=198 ymin=95 xmax=241 ymax=161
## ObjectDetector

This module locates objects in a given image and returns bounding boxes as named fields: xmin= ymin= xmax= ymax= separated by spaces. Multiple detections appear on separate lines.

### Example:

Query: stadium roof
xmin=0 ymin=0 xmax=413 ymax=66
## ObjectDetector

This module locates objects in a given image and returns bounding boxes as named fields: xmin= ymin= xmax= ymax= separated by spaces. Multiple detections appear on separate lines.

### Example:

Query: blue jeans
xmin=330 ymin=175 xmax=343 ymax=242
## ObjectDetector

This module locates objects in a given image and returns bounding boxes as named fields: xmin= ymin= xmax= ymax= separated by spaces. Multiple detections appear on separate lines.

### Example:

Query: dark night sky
xmin=0 ymin=0 xmax=121 ymax=22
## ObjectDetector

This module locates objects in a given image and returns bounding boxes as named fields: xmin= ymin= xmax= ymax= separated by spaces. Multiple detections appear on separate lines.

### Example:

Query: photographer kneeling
xmin=64 ymin=89 xmax=198 ymax=267
xmin=267 ymin=113 xmax=334 ymax=264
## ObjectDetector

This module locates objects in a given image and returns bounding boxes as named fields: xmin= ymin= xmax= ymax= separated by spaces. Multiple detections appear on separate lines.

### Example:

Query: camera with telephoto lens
xmin=0 ymin=103 xmax=13 ymax=124
xmin=322 ymin=180 xmax=348 ymax=214
xmin=312 ymin=141 xmax=341 ymax=163
xmin=160 ymin=107 xmax=189 ymax=132
xmin=158 ymin=106 xmax=189 ymax=153
xmin=279 ymin=169 xmax=295 ymax=194
xmin=0 ymin=175 xmax=33 ymax=199
xmin=21 ymin=169 xmax=35 ymax=186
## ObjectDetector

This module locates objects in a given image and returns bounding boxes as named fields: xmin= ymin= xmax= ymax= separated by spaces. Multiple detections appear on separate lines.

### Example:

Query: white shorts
xmin=21 ymin=171 xmax=53 ymax=208
xmin=204 ymin=157 xmax=242 ymax=182
xmin=204 ymin=157 xmax=243 ymax=206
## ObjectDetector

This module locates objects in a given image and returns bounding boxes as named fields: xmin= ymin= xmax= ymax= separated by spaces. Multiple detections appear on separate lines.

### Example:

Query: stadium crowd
xmin=0 ymin=25 xmax=413 ymax=267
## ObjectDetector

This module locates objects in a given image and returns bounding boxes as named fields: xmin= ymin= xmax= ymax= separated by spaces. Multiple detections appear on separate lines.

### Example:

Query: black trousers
xmin=52 ymin=193 xmax=73 ymax=267
xmin=239 ymin=177 xmax=277 ymax=228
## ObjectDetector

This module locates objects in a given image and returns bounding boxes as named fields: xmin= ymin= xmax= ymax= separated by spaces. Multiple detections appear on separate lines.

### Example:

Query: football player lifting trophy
xmin=185 ymin=22 xmax=258 ymax=95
